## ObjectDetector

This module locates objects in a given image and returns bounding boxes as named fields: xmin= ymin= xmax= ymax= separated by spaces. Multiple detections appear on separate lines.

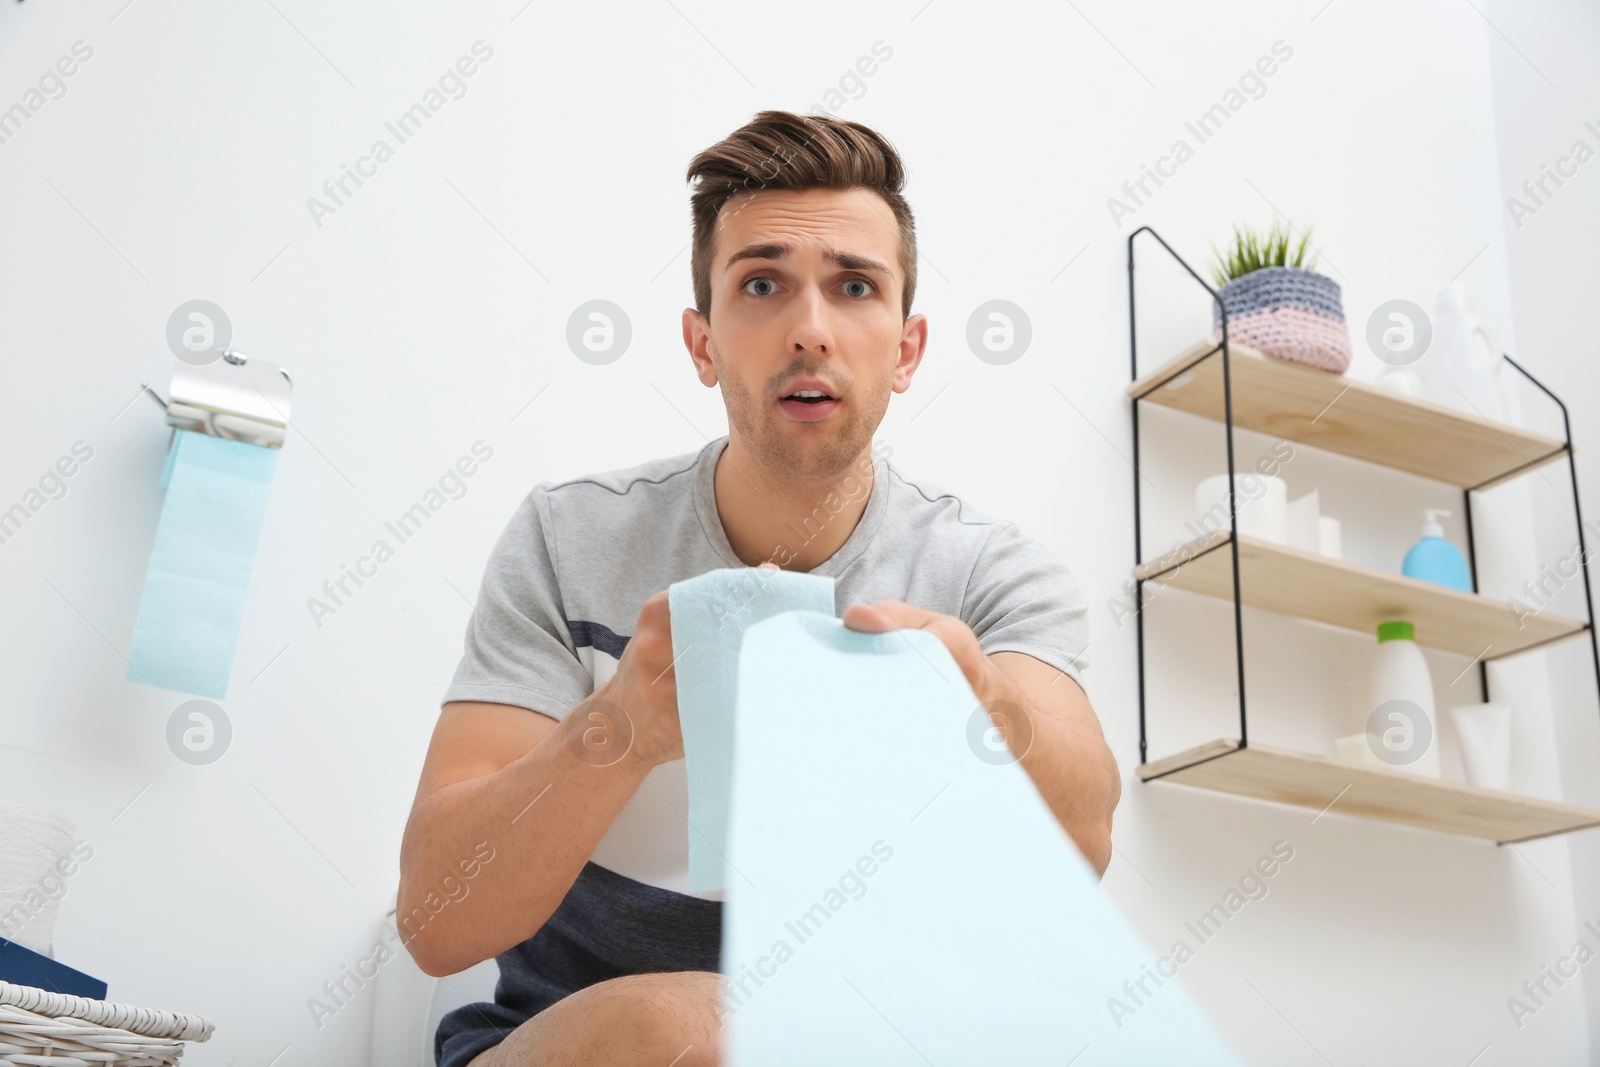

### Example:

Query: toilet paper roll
xmin=0 ymin=801 xmax=78 ymax=956
xmin=668 ymin=566 xmax=837 ymax=893
xmin=1194 ymin=472 xmax=1288 ymax=544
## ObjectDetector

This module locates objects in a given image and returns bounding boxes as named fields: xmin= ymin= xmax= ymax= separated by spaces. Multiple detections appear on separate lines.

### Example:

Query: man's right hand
xmin=587 ymin=560 xmax=780 ymax=770
xmin=401 ymin=584 xmax=685 ymax=976
xmin=586 ymin=588 xmax=684 ymax=769
xmin=400 ymin=564 xmax=781 ymax=976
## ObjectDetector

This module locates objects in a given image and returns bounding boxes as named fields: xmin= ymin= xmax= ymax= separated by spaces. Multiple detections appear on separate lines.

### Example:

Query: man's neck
xmin=712 ymin=435 xmax=876 ymax=572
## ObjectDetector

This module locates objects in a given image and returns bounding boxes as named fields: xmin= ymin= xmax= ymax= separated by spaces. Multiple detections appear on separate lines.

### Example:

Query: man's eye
xmin=843 ymin=279 xmax=874 ymax=298
xmin=744 ymin=277 xmax=777 ymax=296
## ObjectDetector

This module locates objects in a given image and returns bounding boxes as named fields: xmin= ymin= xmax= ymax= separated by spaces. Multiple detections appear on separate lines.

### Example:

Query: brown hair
xmin=685 ymin=110 xmax=917 ymax=322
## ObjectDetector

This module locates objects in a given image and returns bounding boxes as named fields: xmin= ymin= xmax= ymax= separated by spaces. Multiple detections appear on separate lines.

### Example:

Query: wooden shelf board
xmin=1127 ymin=340 xmax=1568 ymax=489
xmin=1139 ymin=739 xmax=1600 ymax=843
xmin=1132 ymin=530 xmax=1588 ymax=659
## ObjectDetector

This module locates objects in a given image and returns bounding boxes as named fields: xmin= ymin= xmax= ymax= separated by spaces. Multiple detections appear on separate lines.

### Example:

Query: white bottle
xmin=1419 ymin=285 xmax=1507 ymax=423
xmin=1366 ymin=620 xmax=1440 ymax=777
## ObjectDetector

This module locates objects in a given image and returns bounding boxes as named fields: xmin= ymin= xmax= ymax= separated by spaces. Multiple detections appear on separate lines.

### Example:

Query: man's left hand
xmin=840 ymin=597 xmax=1120 ymax=879
xmin=841 ymin=599 xmax=1000 ymax=706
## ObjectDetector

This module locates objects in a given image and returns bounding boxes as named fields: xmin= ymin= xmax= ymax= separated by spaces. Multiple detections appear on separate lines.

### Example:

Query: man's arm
xmin=983 ymin=650 xmax=1120 ymax=877
xmin=398 ymin=590 xmax=686 ymax=977
xmin=842 ymin=601 xmax=1120 ymax=878
xmin=397 ymin=696 xmax=647 ymax=977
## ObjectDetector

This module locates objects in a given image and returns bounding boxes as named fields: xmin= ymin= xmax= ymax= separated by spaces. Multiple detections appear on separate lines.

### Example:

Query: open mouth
xmin=778 ymin=389 xmax=840 ymax=420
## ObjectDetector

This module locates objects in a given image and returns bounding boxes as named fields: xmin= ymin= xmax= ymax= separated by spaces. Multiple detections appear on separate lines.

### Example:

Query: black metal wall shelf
xmin=1126 ymin=226 xmax=1600 ymax=844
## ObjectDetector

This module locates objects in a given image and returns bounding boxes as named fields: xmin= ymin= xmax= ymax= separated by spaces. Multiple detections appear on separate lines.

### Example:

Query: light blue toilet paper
xmin=719 ymin=610 xmax=1248 ymax=1065
xmin=127 ymin=429 xmax=279 ymax=699
xmin=668 ymin=566 xmax=836 ymax=893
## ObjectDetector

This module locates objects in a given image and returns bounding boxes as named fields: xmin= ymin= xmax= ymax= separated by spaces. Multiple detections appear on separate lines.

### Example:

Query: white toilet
xmin=369 ymin=895 xmax=501 ymax=1067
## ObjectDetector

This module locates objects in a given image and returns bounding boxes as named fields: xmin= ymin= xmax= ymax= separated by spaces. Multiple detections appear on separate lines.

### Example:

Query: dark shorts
xmin=434 ymin=862 xmax=723 ymax=1067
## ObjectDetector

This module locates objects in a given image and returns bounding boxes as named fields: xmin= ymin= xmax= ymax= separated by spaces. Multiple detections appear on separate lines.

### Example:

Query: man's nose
xmin=786 ymin=284 xmax=833 ymax=353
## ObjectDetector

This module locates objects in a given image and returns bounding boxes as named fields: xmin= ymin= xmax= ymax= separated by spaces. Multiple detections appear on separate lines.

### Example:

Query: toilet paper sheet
xmin=127 ymin=429 xmax=279 ymax=699
xmin=718 ymin=609 xmax=1247 ymax=1065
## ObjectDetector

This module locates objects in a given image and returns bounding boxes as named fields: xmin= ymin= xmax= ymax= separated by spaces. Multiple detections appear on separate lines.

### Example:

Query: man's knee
xmin=581 ymin=971 xmax=722 ymax=1055
xmin=489 ymin=970 xmax=722 ymax=1066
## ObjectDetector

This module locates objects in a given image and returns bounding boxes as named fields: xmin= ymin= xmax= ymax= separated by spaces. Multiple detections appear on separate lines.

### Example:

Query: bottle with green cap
xmin=1365 ymin=619 xmax=1440 ymax=777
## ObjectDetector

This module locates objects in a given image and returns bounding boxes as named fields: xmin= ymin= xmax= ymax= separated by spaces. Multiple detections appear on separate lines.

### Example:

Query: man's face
xmin=683 ymin=186 xmax=926 ymax=483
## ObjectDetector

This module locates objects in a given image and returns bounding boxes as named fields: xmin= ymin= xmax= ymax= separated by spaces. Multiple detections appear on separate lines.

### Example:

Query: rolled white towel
xmin=0 ymin=801 xmax=78 ymax=956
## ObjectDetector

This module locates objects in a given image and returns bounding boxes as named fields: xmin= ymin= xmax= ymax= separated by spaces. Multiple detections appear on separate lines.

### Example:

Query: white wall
xmin=0 ymin=1 xmax=1595 ymax=1063
xmin=1487 ymin=0 xmax=1600 ymax=1051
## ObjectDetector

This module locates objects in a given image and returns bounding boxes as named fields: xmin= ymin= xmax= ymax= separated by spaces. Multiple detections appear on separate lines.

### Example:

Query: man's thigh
xmin=465 ymin=970 xmax=722 ymax=1067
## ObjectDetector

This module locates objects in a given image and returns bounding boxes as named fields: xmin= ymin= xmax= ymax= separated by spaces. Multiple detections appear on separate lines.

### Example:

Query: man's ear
xmin=682 ymin=307 xmax=718 ymax=387
xmin=891 ymin=312 xmax=929 ymax=394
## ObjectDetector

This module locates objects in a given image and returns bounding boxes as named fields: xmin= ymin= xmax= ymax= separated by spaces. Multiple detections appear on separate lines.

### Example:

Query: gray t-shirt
xmin=442 ymin=434 xmax=1091 ymax=898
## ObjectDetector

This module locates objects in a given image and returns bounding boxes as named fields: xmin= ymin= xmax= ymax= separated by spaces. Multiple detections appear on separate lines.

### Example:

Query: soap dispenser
xmin=1402 ymin=509 xmax=1473 ymax=592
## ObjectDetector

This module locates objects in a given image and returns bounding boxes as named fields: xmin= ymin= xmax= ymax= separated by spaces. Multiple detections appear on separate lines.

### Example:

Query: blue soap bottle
xmin=1402 ymin=509 xmax=1473 ymax=592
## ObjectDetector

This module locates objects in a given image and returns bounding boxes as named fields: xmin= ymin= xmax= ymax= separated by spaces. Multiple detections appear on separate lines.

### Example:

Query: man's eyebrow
xmin=723 ymin=242 xmax=892 ymax=276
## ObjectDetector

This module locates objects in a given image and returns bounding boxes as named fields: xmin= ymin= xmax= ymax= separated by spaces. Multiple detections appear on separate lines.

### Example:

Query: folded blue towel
xmin=0 ymin=935 xmax=107 ymax=999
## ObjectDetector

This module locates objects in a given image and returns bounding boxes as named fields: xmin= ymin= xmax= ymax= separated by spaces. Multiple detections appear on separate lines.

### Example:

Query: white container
xmin=1194 ymin=472 xmax=1288 ymax=544
xmin=1286 ymin=489 xmax=1320 ymax=553
xmin=1418 ymin=285 xmax=1509 ymax=424
xmin=1367 ymin=620 xmax=1440 ymax=777
xmin=1318 ymin=516 xmax=1342 ymax=560
xmin=1451 ymin=702 xmax=1512 ymax=791
xmin=0 ymin=801 xmax=77 ymax=955
xmin=1375 ymin=366 xmax=1424 ymax=397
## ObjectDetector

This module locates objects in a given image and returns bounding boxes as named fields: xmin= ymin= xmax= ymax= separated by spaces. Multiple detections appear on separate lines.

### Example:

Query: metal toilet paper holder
xmin=140 ymin=348 xmax=294 ymax=449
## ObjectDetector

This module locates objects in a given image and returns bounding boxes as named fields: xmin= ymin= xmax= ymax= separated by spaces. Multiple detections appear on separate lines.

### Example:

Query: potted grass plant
xmin=1208 ymin=220 xmax=1351 ymax=374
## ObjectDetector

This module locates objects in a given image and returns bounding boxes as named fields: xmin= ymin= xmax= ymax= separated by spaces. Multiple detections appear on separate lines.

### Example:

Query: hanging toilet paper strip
xmin=126 ymin=429 xmax=279 ymax=699
xmin=668 ymin=566 xmax=837 ymax=893
xmin=720 ymin=610 xmax=1247 ymax=1065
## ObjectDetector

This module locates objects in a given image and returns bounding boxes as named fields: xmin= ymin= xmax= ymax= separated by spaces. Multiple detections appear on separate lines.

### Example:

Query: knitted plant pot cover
xmin=1211 ymin=265 xmax=1352 ymax=373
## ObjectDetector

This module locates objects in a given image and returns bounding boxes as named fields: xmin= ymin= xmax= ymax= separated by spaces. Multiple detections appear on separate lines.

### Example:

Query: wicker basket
xmin=1211 ymin=265 xmax=1352 ymax=374
xmin=0 ymin=980 xmax=213 ymax=1066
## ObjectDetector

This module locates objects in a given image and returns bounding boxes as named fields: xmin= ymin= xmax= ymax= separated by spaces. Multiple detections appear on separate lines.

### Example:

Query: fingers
xmin=842 ymin=600 xmax=929 ymax=633
xmin=842 ymin=602 xmax=987 ymax=694
xmin=841 ymin=602 xmax=892 ymax=632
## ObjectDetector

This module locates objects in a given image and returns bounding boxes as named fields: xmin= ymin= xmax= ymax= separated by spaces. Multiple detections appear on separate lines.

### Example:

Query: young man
xmin=401 ymin=109 xmax=1120 ymax=1067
